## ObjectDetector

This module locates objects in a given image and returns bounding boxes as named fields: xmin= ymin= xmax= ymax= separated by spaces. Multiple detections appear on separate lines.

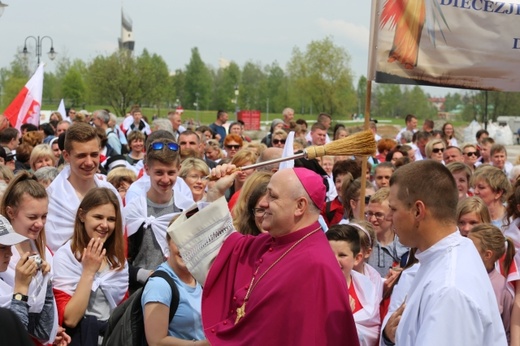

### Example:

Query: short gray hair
xmin=34 ymin=166 xmax=59 ymax=183
xmin=152 ymin=118 xmax=173 ymax=133
xmin=94 ymin=109 xmax=110 ymax=124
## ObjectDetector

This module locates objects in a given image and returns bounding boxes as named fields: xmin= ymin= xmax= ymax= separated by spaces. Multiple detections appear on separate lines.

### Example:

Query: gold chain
xmin=235 ymin=227 xmax=321 ymax=324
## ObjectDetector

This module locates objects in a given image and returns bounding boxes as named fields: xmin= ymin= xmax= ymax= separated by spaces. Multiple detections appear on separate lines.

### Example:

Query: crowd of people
xmin=0 ymin=106 xmax=517 ymax=345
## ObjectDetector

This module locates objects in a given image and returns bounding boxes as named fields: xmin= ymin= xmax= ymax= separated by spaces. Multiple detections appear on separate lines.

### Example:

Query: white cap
xmin=0 ymin=215 xmax=28 ymax=246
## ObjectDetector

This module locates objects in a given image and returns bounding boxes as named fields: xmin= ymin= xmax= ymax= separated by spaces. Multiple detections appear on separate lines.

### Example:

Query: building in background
xmin=118 ymin=8 xmax=134 ymax=52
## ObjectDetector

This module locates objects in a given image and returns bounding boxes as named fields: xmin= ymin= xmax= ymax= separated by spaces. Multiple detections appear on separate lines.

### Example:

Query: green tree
xmin=0 ymin=57 xmax=32 ymax=110
xmin=61 ymin=67 xmax=86 ymax=106
xmin=240 ymin=61 xmax=267 ymax=111
xmin=357 ymin=76 xmax=367 ymax=117
xmin=400 ymin=86 xmax=437 ymax=118
xmin=137 ymin=49 xmax=171 ymax=114
xmin=373 ymin=84 xmax=403 ymax=118
xmin=87 ymin=50 xmax=141 ymax=116
xmin=171 ymin=69 xmax=186 ymax=107
xmin=443 ymin=92 xmax=463 ymax=113
xmin=265 ymin=61 xmax=288 ymax=113
xmin=287 ymin=37 xmax=356 ymax=116
xmin=184 ymin=47 xmax=212 ymax=110
xmin=211 ymin=62 xmax=241 ymax=111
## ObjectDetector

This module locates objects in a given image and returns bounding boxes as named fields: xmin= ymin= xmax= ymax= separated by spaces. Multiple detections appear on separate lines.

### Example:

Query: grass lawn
xmin=41 ymin=103 xmax=470 ymax=129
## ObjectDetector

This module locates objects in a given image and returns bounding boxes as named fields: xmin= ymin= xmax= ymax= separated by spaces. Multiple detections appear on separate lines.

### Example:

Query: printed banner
xmin=370 ymin=0 xmax=520 ymax=91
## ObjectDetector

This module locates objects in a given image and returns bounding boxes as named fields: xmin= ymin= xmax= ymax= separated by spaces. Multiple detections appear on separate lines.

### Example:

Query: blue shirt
xmin=141 ymin=263 xmax=205 ymax=341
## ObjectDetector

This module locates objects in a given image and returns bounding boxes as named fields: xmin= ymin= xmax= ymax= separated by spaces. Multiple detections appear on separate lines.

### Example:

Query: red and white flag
xmin=4 ymin=63 xmax=44 ymax=130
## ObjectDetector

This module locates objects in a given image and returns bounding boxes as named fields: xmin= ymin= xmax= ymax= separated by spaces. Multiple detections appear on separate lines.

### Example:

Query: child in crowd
xmin=468 ymin=224 xmax=516 ymax=343
xmin=318 ymin=156 xmax=337 ymax=202
xmin=446 ymin=162 xmax=472 ymax=201
xmin=142 ymin=232 xmax=208 ymax=345
xmin=349 ymin=221 xmax=384 ymax=303
xmin=456 ymin=197 xmax=491 ymax=237
xmin=327 ymin=224 xmax=380 ymax=346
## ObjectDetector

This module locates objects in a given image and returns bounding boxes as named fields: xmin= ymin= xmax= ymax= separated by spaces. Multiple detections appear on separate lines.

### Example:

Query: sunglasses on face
xmin=432 ymin=148 xmax=444 ymax=154
xmin=226 ymin=145 xmax=241 ymax=150
xmin=149 ymin=141 xmax=179 ymax=152
xmin=272 ymin=139 xmax=286 ymax=145
xmin=464 ymin=151 xmax=477 ymax=157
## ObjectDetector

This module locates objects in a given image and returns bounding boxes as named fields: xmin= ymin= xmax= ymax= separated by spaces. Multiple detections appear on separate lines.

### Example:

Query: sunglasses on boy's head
xmin=432 ymin=148 xmax=444 ymax=154
xmin=149 ymin=141 xmax=179 ymax=152
xmin=272 ymin=139 xmax=286 ymax=145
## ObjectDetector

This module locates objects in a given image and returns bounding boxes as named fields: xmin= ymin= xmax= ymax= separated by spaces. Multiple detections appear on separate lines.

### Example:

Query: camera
xmin=28 ymin=254 xmax=42 ymax=270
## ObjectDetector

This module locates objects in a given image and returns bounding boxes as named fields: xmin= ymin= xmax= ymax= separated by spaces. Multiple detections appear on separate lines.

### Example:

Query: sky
xmin=0 ymin=0 xmax=462 ymax=98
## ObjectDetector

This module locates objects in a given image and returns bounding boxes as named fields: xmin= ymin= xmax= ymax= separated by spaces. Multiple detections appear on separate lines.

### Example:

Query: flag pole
xmin=359 ymin=0 xmax=380 ymax=220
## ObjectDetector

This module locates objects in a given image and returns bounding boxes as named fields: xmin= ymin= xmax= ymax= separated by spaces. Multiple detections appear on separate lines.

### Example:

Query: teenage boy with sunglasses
xmin=46 ymin=122 xmax=122 ymax=252
xmin=124 ymin=138 xmax=186 ymax=291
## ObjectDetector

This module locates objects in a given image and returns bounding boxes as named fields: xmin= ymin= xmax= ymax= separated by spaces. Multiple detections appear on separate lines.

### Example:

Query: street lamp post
xmin=0 ymin=1 xmax=8 ymax=18
xmin=22 ymin=35 xmax=57 ymax=65
xmin=234 ymin=85 xmax=239 ymax=121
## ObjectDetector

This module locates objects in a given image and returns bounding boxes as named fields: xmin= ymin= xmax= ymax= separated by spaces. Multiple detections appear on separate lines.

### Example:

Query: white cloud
xmin=316 ymin=18 xmax=370 ymax=47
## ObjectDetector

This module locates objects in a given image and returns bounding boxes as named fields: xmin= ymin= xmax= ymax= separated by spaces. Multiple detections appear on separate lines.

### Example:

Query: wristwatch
xmin=12 ymin=293 xmax=28 ymax=302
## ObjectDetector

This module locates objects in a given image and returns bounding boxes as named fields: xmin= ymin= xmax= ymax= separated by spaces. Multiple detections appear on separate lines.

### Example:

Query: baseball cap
xmin=0 ymin=215 xmax=28 ymax=246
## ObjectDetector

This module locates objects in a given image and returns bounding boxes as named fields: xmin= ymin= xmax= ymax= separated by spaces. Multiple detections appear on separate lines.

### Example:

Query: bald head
xmin=257 ymin=147 xmax=283 ymax=172
xmin=260 ymin=168 xmax=322 ymax=236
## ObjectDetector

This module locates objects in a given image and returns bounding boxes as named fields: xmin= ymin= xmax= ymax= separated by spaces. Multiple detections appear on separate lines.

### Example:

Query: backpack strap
xmin=148 ymin=270 xmax=180 ymax=322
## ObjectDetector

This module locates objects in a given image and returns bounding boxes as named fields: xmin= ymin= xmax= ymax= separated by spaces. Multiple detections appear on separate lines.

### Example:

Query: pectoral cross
xmin=235 ymin=303 xmax=246 ymax=324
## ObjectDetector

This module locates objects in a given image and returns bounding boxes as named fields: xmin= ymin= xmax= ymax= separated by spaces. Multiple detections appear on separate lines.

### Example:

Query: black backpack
xmin=102 ymin=270 xmax=180 ymax=346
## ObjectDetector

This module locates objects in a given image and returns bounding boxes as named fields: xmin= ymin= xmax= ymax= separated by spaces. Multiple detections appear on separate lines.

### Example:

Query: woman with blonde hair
xmin=271 ymin=130 xmax=288 ymax=149
xmin=456 ymin=197 xmax=491 ymax=237
xmin=472 ymin=165 xmax=511 ymax=228
xmin=29 ymin=144 xmax=56 ymax=172
xmin=205 ymin=140 xmax=223 ymax=163
xmin=232 ymin=171 xmax=272 ymax=236
xmin=179 ymin=158 xmax=210 ymax=202
xmin=244 ymin=142 xmax=267 ymax=157
xmin=425 ymin=138 xmax=446 ymax=163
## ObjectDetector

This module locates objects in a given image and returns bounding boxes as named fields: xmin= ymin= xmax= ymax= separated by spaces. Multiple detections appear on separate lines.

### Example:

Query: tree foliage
xmin=87 ymin=50 xmax=141 ymax=116
xmin=184 ymin=47 xmax=212 ymax=110
xmin=287 ymin=37 xmax=356 ymax=116
xmin=3 ymin=36 xmax=520 ymax=122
